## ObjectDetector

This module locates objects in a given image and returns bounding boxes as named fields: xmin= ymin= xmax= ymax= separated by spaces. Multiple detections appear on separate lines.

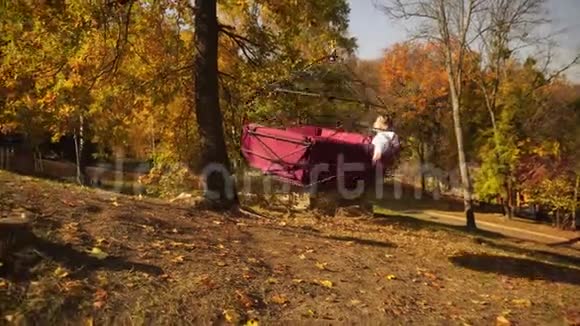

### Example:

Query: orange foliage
xmin=381 ymin=41 xmax=449 ymax=121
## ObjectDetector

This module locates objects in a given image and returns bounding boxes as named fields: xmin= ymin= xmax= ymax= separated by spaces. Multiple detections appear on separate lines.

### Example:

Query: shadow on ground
xmin=371 ymin=212 xmax=506 ymax=240
xmin=258 ymin=224 xmax=396 ymax=249
xmin=474 ymin=238 xmax=580 ymax=267
xmin=449 ymin=253 xmax=580 ymax=286
xmin=1 ymin=234 xmax=163 ymax=282
xmin=372 ymin=212 xmax=580 ymax=267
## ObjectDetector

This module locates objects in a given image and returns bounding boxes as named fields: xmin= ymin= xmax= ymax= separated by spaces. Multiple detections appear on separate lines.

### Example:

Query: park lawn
xmin=0 ymin=170 xmax=579 ymax=325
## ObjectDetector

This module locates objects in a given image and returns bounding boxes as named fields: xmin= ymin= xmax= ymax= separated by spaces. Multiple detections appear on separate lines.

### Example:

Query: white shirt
xmin=372 ymin=130 xmax=396 ymax=159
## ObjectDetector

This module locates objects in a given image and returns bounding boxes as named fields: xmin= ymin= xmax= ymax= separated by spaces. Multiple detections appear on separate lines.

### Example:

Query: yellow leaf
xmin=172 ymin=255 xmax=185 ymax=264
xmin=223 ymin=309 xmax=240 ymax=324
xmin=298 ymin=254 xmax=306 ymax=260
xmin=386 ymin=274 xmax=397 ymax=280
xmin=511 ymin=299 xmax=532 ymax=308
xmin=319 ymin=280 xmax=333 ymax=288
xmin=245 ymin=318 xmax=259 ymax=326
xmin=54 ymin=267 xmax=69 ymax=278
xmin=292 ymin=279 xmax=304 ymax=283
xmin=267 ymin=277 xmax=278 ymax=284
xmin=496 ymin=315 xmax=511 ymax=326
xmin=315 ymin=262 xmax=327 ymax=270
xmin=88 ymin=247 xmax=108 ymax=260
xmin=271 ymin=294 xmax=288 ymax=305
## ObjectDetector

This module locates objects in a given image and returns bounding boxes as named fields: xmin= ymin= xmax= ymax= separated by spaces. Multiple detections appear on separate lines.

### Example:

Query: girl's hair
xmin=373 ymin=115 xmax=392 ymax=130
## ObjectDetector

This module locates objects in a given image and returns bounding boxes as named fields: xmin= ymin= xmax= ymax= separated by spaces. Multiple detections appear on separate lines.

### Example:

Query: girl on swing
xmin=371 ymin=115 xmax=398 ymax=164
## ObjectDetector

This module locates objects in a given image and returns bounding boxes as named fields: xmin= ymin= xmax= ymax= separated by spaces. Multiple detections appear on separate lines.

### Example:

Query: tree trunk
xmin=419 ymin=141 xmax=426 ymax=195
xmin=0 ymin=218 xmax=32 ymax=260
xmin=574 ymin=175 xmax=579 ymax=230
xmin=73 ymin=115 xmax=90 ymax=186
xmin=506 ymin=178 xmax=514 ymax=219
xmin=449 ymin=83 xmax=476 ymax=229
xmin=193 ymin=0 xmax=237 ymax=209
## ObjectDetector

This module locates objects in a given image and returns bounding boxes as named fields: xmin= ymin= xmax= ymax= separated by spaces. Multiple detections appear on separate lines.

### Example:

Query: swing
xmin=239 ymin=46 xmax=401 ymax=192
xmin=240 ymin=122 xmax=401 ymax=191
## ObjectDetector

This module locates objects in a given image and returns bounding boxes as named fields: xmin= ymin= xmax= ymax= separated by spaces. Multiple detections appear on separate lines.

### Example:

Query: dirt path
xmin=1 ymin=171 xmax=579 ymax=325
xmin=415 ymin=211 xmax=580 ymax=248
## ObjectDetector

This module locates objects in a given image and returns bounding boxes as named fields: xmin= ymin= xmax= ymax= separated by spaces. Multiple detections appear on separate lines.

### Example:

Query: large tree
xmin=379 ymin=0 xmax=483 ymax=229
xmin=193 ymin=0 xmax=237 ymax=208
xmin=381 ymin=41 xmax=452 ymax=195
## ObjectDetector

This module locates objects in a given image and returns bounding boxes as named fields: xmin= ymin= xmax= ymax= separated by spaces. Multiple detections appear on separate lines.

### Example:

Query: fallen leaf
xmin=88 ymin=247 xmax=108 ymax=260
xmin=471 ymin=300 xmax=488 ymax=306
xmin=271 ymin=294 xmax=288 ymax=305
xmin=93 ymin=300 xmax=106 ymax=309
xmin=4 ymin=314 xmax=25 ymax=325
xmin=223 ymin=309 xmax=240 ymax=324
xmin=172 ymin=255 xmax=185 ymax=264
xmin=60 ymin=280 xmax=84 ymax=294
xmin=235 ymin=290 xmax=255 ymax=309
xmin=496 ymin=316 xmax=511 ymax=326
xmin=318 ymin=280 xmax=333 ymax=288
xmin=422 ymin=272 xmax=438 ymax=280
xmin=511 ymin=298 xmax=532 ymax=308
xmin=292 ymin=279 xmax=304 ymax=283
xmin=386 ymin=274 xmax=397 ymax=280
xmin=213 ymin=220 xmax=223 ymax=225
xmin=243 ymin=271 xmax=253 ymax=280
xmin=315 ymin=262 xmax=327 ymax=270
xmin=267 ymin=277 xmax=278 ymax=284
xmin=217 ymin=261 xmax=227 ymax=267
xmin=384 ymin=254 xmax=395 ymax=259
xmin=298 ymin=254 xmax=307 ymax=260
xmin=0 ymin=279 xmax=8 ymax=289
xmin=54 ymin=267 xmax=69 ymax=279
xmin=245 ymin=319 xmax=259 ymax=326
xmin=564 ymin=310 xmax=580 ymax=326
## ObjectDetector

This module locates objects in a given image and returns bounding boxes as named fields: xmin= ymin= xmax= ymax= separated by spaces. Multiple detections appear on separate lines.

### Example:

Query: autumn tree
xmin=379 ymin=0 xmax=485 ymax=229
xmin=190 ymin=0 xmax=238 ymax=208
xmin=381 ymin=41 xmax=451 ymax=194
xmin=471 ymin=0 xmax=579 ymax=218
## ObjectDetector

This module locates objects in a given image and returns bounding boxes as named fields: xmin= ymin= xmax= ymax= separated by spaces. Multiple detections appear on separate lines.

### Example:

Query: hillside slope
xmin=0 ymin=171 xmax=579 ymax=325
